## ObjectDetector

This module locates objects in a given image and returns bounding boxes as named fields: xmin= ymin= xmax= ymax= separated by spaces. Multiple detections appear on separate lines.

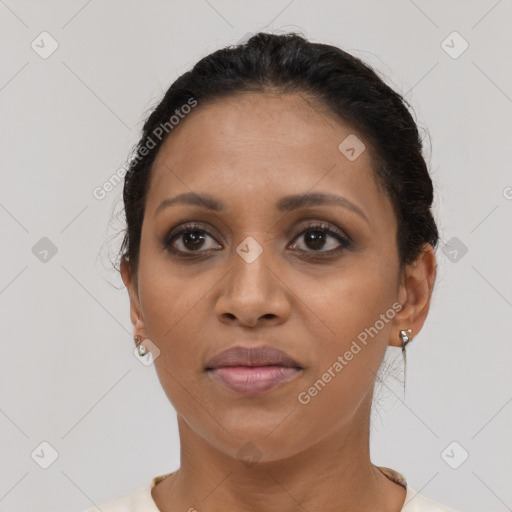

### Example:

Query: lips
xmin=205 ymin=345 xmax=302 ymax=370
xmin=205 ymin=345 xmax=303 ymax=395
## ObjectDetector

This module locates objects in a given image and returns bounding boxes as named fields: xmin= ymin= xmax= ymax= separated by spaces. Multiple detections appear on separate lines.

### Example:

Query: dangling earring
xmin=400 ymin=329 xmax=413 ymax=354
xmin=134 ymin=335 xmax=147 ymax=356
xmin=399 ymin=329 xmax=413 ymax=393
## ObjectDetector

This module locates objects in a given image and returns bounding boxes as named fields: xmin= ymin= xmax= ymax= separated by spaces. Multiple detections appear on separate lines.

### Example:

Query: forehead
xmin=146 ymin=92 xmax=392 ymax=224
xmin=153 ymin=91 xmax=367 ymax=168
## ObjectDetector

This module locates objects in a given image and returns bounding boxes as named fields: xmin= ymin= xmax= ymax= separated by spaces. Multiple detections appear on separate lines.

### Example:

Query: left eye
xmin=289 ymin=223 xmax=350 ymax=253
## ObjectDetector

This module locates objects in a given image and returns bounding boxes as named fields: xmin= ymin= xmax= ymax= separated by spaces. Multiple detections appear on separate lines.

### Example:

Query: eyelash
xmin=163 ymin=221 xmax=352 ymax=259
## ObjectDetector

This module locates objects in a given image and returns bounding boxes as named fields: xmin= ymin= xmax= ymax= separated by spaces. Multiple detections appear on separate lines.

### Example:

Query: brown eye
xmin=179 ymin=229 xmax=207 ymax=251
xmin=290 ymin=223 xmax=351 ymax=253
xmin=164 ymin=223 xmax=222 ymax=254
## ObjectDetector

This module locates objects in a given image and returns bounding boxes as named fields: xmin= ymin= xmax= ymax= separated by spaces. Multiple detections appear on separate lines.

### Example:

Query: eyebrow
xmin=154 ymin=192 xmax=369 ymax=223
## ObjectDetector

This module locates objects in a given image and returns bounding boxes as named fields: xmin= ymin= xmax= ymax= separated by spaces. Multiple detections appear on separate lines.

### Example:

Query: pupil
xmin=183 ymin=231 xmax=205 ymax=250
xmin=306 ymin=230 xmax=325 ymax=250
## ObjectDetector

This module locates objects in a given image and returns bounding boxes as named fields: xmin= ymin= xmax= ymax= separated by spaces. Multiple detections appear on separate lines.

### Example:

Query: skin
xmin=121 ymin=91 xmax=437 ymax=512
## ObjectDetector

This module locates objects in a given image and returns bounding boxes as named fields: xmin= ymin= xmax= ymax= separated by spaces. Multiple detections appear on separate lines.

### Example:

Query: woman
xmin=87 ymin=32 xmax=459 ymax=511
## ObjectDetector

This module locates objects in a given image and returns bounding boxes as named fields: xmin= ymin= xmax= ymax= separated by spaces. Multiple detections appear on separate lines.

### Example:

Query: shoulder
xmin=402 ymin=487 xmax=461 ymax=512
xmin=78 ymin=477 xmax=164 ymax=512
xmin=77 ymin=472 xmax=175 ymax=512
xmin=375 ymin=466 xmax=461 ymax=512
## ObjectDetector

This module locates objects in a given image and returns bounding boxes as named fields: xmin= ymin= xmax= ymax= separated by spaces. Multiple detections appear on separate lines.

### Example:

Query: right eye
xmin=163 ymin=223 xmax=222 ymax=255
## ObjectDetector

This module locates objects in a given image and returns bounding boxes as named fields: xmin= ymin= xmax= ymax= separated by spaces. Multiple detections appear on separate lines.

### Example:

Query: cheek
xmin=137 ymin=268 xmax=212 ymax=414
xmin=309 ymin=256 xmax=398 ymax=341
xmin=137 ymin=263 xmax=209 ymax=382
xmin=137 ymin=242 xmax=205 ymax=337
xmin=302 ymin=258 xmax=398 ymax=394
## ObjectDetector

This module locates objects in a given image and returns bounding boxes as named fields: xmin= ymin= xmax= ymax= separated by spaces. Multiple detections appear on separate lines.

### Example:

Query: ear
xmin=388 ymin=243 xmax=437 ymax=348
xmin=120 ymin=257 xmax=149 ymax=345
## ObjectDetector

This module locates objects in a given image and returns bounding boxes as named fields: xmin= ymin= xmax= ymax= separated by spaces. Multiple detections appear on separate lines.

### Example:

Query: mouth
xmin=205 ymin=345 xmax=303 ymax=395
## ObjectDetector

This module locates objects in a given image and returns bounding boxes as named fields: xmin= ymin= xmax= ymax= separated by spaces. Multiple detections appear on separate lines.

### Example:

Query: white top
xmin=82 ymin=467 xmax=460 ymax=512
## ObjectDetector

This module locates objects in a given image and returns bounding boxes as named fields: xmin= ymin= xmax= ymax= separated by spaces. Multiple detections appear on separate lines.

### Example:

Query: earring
xmin=134 ymin=335 xmax=147 ymax=356
xmin=399 ymin=329 xmax=413 ymax=353
xmin=399 ymin=329 xmax=413 ymax=393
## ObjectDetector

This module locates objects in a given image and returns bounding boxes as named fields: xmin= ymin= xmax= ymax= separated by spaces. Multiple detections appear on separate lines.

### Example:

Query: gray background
xmin=1 ymin=1 xmax=511 ymax=511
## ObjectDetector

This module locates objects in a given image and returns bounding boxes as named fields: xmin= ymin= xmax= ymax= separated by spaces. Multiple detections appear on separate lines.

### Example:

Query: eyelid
xmin=292 ymin=220 xmax=350 ymax=242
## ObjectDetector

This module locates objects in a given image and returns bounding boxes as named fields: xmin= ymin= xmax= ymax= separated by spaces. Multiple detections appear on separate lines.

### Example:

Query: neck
xmin=152 ymin=411 xmax=406 ymax=512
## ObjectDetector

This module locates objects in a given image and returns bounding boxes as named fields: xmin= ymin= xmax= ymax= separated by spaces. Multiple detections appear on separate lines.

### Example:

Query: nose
xmin=214 ymin=241 xmax=291 ymax=328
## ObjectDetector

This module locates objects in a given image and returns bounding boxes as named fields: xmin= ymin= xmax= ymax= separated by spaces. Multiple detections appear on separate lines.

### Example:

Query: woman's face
xmin=122 ymin=92 xmax=423 ymax=463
